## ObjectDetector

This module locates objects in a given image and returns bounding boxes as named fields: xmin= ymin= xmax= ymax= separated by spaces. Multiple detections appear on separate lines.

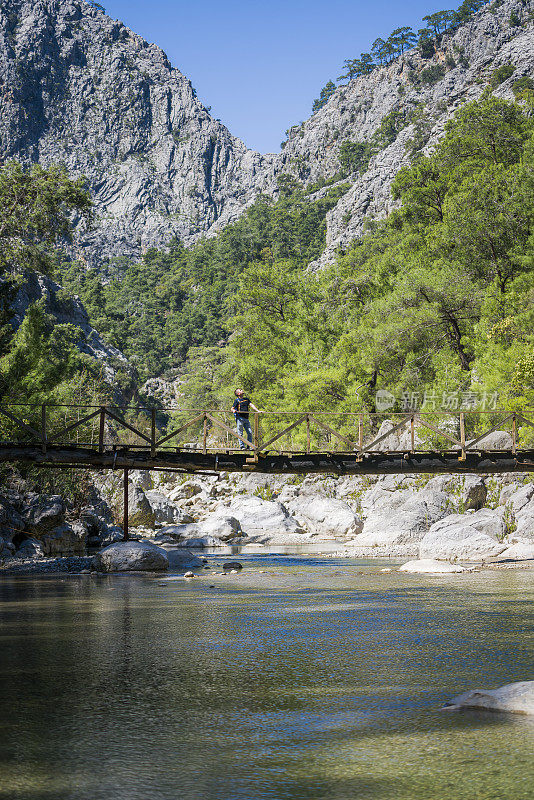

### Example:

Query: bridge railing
xmin=0 ymin=404 xmax=533 ymax=458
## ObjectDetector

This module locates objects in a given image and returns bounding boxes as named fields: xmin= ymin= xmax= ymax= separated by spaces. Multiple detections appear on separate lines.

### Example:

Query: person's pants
xmin=236 ymin=417 xmax=253 ymax=449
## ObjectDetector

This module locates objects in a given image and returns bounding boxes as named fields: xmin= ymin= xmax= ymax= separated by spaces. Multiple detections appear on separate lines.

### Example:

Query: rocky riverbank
xmin=1 ymin=429 xmax=534 ymax=571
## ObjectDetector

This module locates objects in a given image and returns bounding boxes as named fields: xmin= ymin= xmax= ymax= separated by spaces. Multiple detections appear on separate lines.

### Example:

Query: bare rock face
xmin=444 ymin=681 xmax=534 ymax=715
xmin=38 ymin=522 xmax=88 ymax=556
xmin=351 ymin=476 xmax=452 ymax=547
xmin=419 ymin=508 xmax=508 ymax=561
xmin=1 ymin=0 xmax=533 ymax=268
xmin=95 ymin=540 xmax=168 ymax=571
xmin=144 ymin=490 xmax=193 ymax=524
xmin=0 ymin=0 xmax=276 ymax=265
xmin=221 ymin=496 xmax=305 ymax=538
xmin=281 ymin=494 xmax=363 ymax=538
xmin=284 ymin=0 xmax=534 ymax=268
xmin=23 ymin=494 xmax=65 ymax=533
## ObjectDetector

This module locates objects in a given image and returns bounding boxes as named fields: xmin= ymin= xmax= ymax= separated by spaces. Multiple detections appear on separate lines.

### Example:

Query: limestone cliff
xmin=0 ymin=0 xmax=276 ymax=265
xmin=277 ymin=0 xmax=534 ymax=265
xmin=0 ymin=0 xmax=533 ymax=268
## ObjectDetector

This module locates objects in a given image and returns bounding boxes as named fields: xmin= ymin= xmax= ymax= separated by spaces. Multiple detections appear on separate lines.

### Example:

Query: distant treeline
xmin=312 ymin=0 xmax=506 ymax=112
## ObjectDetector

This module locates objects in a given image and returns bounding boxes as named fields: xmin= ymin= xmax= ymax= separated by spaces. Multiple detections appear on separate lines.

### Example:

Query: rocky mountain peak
xmin=0 ymin=0 xmax=533 ymax=269
xmin=0 ymin=0 xmax=277 ymax=264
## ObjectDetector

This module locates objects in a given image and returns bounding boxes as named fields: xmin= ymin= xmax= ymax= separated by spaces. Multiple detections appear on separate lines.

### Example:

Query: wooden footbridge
xmin=0 ymin=403 xmax=533 ymax=475
xmin=1 ymin=403 xmax=532 ymax=539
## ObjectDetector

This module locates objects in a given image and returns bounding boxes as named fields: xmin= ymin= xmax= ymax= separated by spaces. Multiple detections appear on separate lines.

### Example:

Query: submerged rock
xmin=165 ymin=549 xmax=204 ymax=570
xmin=444 ymin=681 xmax=534 ymax=715
xmin=95 ymin=541 xmax=169 ymax=572
xmin=223 ymin=561 xmax=243 ymax=571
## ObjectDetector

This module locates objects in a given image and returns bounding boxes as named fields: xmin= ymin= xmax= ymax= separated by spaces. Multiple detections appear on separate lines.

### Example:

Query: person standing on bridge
xmin=231 ymin=389 xmax=260 ymax=450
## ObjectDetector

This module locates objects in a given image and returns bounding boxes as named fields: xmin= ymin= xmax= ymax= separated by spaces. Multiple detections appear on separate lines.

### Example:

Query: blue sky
xmin=101 ymin=0 xmax=450 ymax=153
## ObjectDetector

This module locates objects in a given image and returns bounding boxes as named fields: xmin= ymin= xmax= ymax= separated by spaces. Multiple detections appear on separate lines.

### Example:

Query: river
xmin=0 ymin=553 xmax=533 ymax=800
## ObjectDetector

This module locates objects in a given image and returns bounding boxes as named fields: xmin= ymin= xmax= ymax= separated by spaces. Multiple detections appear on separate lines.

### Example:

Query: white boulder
xmin=144 ymin=490 xmax=193 ymax=524
xmin=369 ymin=419 xmax=423 ymax=452
xmin=351 ymin=477 xmax=452 ymax=547
xmin=399 ymin=559 xmax=467 ymax=573
xmin=95 ymin=541 xmax=169 ymax=572
xmin=282 ymin=495 xmax=362 ymax=538
xmin=492 ymin=542 xmax=534 ymax=561
xmin=222 ymin=496 xmax=305 ymax=537
xmin=444 ymin=681 xmax=534 ymax=715
xmin=156 ymin=514 xmax=243 ymax=547
xmin=420 ymin=508 xmax=507 ymax=562
xmin=469 ymin=430 xmax=513 ymax=450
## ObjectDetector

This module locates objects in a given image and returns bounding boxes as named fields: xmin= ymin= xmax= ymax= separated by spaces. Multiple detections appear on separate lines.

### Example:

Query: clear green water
xmin=0 ymin=554 xmax=533 ymax=800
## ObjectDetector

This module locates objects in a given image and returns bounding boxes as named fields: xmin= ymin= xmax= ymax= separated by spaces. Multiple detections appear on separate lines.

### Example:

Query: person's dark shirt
xmin=232 ymin=397 xmax=251 ymax=419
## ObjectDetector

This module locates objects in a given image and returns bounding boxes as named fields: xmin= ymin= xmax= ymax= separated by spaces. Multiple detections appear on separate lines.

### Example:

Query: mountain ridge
xmin=0 ymin=0 xmax=533 ymax=269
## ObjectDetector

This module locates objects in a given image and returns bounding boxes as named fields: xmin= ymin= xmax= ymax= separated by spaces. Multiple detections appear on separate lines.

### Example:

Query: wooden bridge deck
xmin=0 ymin=443 xmax=533 ymax=476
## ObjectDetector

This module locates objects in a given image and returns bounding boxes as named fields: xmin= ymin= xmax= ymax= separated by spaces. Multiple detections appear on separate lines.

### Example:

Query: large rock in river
xmin=399 ymin=559 xmax=467 ymax=574
xmin=95 ymin=541 xmax=169 ymax=572
xmin=444 ymin=681 xmax=534 ymax=715
xmin=420 ymin=508 xmax=507 ymax=561
xmin=350 ymin=476 xmax=451 ymax=547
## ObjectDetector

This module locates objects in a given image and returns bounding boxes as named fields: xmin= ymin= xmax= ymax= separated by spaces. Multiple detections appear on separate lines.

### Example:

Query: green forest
xmin=1 ymin=93 xmax=533 ymax=441
xmin=57 ymin=94 xmax=534 ymax=424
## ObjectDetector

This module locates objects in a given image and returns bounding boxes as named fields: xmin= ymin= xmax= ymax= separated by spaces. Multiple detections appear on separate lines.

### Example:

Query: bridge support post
xmin=123 ymin=467 xmax=129 ymax=541
xmin=41 ymin=404 xmax=47 ymax=454
xmin=203 ymin=413 xmax=208 ymax=455
xmin=99 ymin=406 xmax=106 ymax=454
xmin=460 ymin=412 xmax=466 ymax=461
xmin=151 ymin=408 xmax=156 ymax=458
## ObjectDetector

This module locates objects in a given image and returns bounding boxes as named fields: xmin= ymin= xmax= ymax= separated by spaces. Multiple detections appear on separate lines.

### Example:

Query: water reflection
xmin=0 ymin=558 xmax=533 ymax=800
